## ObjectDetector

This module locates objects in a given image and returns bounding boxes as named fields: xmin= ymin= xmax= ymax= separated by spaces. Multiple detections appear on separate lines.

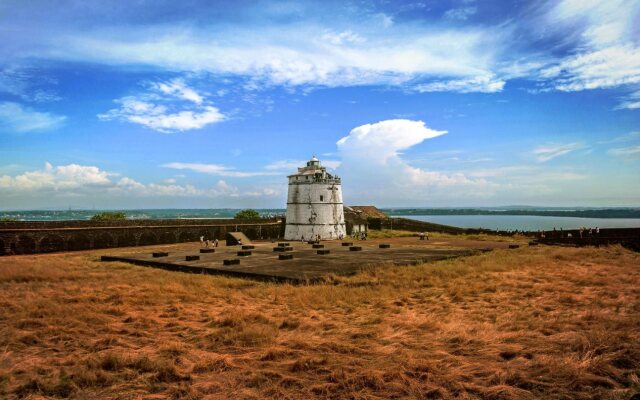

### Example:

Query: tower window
xmin=320 ymin=195 xmax=324 ymax=202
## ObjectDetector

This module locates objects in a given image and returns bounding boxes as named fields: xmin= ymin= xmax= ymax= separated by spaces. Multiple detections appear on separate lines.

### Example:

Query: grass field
xmin=0 ymin=239 xmax=638 ymax=399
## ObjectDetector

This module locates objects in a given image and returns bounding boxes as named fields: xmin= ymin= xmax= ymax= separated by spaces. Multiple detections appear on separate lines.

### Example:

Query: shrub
xmin=234 ymin=209 xmax=260 ymax=220
xmin=90 ymin=212 xmax=126 ymax=222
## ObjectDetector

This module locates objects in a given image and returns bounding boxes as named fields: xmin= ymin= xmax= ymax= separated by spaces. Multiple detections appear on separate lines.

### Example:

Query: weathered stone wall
xmin=0 ymin=219 xmax=283 ymax=255
xmin=536 ymin=227 xmax=640 ymax=251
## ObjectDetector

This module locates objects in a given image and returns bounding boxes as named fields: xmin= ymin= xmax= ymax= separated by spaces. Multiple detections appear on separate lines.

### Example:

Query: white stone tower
xmin=284 ymin=156 xmax=346 ymax=241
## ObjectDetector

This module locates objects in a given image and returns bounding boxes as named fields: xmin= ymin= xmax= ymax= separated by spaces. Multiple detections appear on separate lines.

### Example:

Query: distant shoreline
xmin=383 ymin=208 xmax=640 ymax=219
xmin=1 ymin=207 xmax=640 ymax=221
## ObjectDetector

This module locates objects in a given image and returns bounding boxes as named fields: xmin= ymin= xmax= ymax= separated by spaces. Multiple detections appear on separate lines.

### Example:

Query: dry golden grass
xmin=368 ymin=229 xmax=526 ymax=243
xmin=0 ymin=241 xmax=638 ymax=399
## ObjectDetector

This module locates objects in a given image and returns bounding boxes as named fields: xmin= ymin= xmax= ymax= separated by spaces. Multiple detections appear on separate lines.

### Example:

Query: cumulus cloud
xmin=532 ymin=143 xmax=585 ymax=162
xmin=162 ymin=162 xmax=279 ymax=177
xmin=0 ymin=102 xmax=66 ymax=133
xmin=0 ymin=162 xmax=114 ymax=191
xmin=337 ymin=119 xmax=446 ymax=159
xmin=335 ymin=119 xmax=494 ymax=204
xmin=0 ymin=162 xmax=281 ymax=205
xmin=98 ymin=78 xmax=224 ymax=133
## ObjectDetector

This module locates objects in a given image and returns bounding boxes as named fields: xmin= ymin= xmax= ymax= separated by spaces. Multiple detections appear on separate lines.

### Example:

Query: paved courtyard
xmin=101 ymin=239 xmax=491 ymax=283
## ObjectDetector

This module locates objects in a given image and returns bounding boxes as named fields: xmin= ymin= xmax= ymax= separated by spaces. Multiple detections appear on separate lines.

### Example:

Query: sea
xmin=0 ymin=209 xmax=285 ymax=221
xmin=404 ymin=215 xmax=640 ymax=231
xmin=1 ymin=209 xmax=639 ymax=232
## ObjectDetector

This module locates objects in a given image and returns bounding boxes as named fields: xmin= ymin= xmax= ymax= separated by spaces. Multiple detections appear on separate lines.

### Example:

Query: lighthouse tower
xmin=284 ymin=156 xmax=346 ymax=241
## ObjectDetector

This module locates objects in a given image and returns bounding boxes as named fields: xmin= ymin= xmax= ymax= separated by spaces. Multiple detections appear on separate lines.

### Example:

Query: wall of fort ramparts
xmin=0 ymin=219 xmax=284 ymax=255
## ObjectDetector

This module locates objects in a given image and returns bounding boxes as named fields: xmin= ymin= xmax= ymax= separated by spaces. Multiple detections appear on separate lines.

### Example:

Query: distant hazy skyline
xmin=0 ymin=0 xmax=639 ymax=209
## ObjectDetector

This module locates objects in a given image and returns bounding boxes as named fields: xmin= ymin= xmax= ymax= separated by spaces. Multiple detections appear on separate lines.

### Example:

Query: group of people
xmin=538 ymin=227 xmax=601 ymax=239
xmin=300 ymin=232 xmax=368 ymax=242
xmin=199 ymin=236 xmax=219 ymax=248
xmin=300 ymin=234 xmax=323 ymax=243
xmin=351 ymin=231 xmax=368 ymax=240
xmin=578 ymin=227 xmax=600 ymax=238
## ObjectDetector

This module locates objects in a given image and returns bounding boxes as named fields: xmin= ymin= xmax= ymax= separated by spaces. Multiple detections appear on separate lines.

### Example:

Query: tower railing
xmin=289 ymin=177 xmax=341 ymax=184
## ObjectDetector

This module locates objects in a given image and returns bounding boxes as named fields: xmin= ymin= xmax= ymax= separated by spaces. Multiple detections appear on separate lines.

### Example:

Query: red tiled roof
xmin=346 ymin=206 xmax=387 ymax=219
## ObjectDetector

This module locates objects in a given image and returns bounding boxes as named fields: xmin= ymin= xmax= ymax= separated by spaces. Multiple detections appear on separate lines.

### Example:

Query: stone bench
xmin=185 ymin=255 xmax=200 ymax=261
xmin=237 ymin=250 xmax=252 ymax=256
xmin=312 ymin=244 xmax=324 ymax=248
xmin=200 ymin=248 xmax=215 ymax=253
xmin=278 ymin=253 xmax=293 ymax=260
xmin=242 ymin=245 xmax=255 ymax=250
xmin=152 ymin=252 xmax=169 ymax=257
xmin=349 ymin=246 xmax=362 ymax=251
xmin=341 ymin=242 xmax=353 ymax=246
xmin=317 ymin=249 xmax=330 ymax=255
xmin=223 ymin=259 xmax=240 ymax=265
xmin=379 ymin=244 xmax=391 ymax=248
xmin=273 ymin=246 xmax=293 ymax=252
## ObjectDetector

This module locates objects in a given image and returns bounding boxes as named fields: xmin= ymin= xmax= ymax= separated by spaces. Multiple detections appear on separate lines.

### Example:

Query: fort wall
xmin=0 ymin=219 xmax=283 ymax=255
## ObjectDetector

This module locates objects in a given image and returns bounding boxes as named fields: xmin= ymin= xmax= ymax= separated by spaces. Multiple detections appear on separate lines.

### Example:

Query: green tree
xmin=234 ymin=209 xmax=260 ymax=220
xmin=90 ymin=211 xmax=127 ymax=221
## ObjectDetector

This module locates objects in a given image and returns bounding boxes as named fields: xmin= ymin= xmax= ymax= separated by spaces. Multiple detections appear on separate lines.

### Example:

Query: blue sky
xmin=0 ymin=0 xmax=638 ymax=209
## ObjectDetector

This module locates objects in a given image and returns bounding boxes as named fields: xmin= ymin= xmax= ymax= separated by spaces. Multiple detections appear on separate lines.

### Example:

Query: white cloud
xmin=614 ymin=90 xmax=640 ymax=110
xmin=264 ymin=160 xmax=306 ymax=171
xmin=532 ymin=142 xmax=585 ymax=162
xmin=320 ymin=30 xmax=365 ymax=46
xmin=337 ymin=119 xmax=447 ymax=158
xmin=43 ymin=20 xmax=502 ymax=91
xmin=0 ymin=66 xmax=62 ymax=103
xmin=541 ymin=46 xmax=640 ymax=91
xmin=321 ymin=160 xmax=341 ymax=170
xmin=0 ymin=102 xmax=66 ymax=133
xmin=414 ymin=75 xmax=505 ymax=93
xmin=608 ymin=145 xmax=640 ymax=160
xmin=0 ymin=162 xmax=114 ymax=191
xmin=152 ymin=78 xmax=204 ymax=104
xmin=264 ymin=159 xmax=341 ymax=171
xmin=541 ymin=0 xmax=640 ymax=92
xmin=98 ymin=78 xmax=224 ymax=133
xmin=444 ymin=6 xmax=477 ymax=21
xmin=335 ymin=119 xmax=495 ymax=203
xmin=0 ymin=162 xmax=280 ymax=204
xmin=468 ymin=165 xmax=585 ymax=182
xmin=597 ymin=131 xmax=640 ymax=144
xmin=162 ymin=162 xmax=279 ymax=177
